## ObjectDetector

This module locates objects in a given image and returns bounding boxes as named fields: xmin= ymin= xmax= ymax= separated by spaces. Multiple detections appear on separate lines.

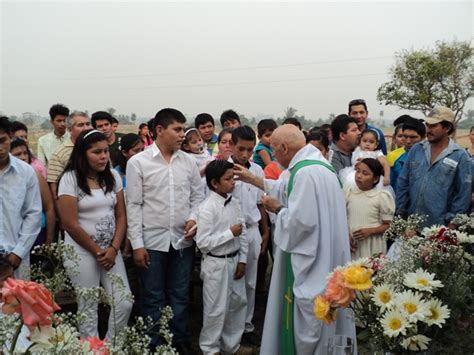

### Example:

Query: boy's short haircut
xmin=194 ymin=113 xmax=215 ymax=128
xmin=257 ymin=119 xmax=277 ymax=136
xmin=91 ymin=111 xmax=115 ymax=128
xmin=282 ymin=117 xmax=302 ymax=130
xmin=220 ymin=109 xmax=241 ymax=127
xmin=153 ymin=108 xmax=186 ymax=130
xmin=49 ymin=104 xmax=70 ymax=120
xmin=348 ymin=99 xmax=368 ymax=113
xmin=10 ymin=121 xmax=28 ymax=134
xmin=402 ymin=120 xmax=426 ymax=138
xmin=0 ymin=116 xmax=11 ymax=135
xmin=331 ymin=114 xmax=357 ymax=142
xmin=306 ymin=131 xmax=329 ymax=150
xmin=205 ymin=159 xmax=234 ymax=190
xmin=231 ymin=125 xmax=256 ymax=145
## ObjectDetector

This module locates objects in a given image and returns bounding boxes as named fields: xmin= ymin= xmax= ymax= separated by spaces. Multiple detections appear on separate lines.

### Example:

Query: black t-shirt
xmin=109 ymin=133 xmax=124 ymax=167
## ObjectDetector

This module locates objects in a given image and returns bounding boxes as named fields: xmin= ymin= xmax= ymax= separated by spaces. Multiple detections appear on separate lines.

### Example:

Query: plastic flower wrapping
xmin=0 ymin=242 xmax=177 ymax=354
xmin=314 ymin=213 xmax=474 ymax=353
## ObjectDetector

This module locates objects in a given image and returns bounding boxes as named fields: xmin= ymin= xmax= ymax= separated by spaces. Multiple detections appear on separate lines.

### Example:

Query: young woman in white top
xmin=58 ymin=129 xmax=132 ymax=339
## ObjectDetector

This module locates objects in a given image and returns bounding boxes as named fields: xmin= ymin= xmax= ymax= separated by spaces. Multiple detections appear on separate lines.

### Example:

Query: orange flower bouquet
xmin=314 ymin=260 xmax=373 ymax=324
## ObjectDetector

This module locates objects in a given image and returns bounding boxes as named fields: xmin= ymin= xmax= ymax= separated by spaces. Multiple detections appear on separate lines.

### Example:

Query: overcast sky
xmin=1 ymin=1 xmax=472 ymax=123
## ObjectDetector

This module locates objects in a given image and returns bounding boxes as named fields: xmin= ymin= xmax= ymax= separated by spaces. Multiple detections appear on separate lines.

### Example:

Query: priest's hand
xmin=6 ymin=253 xmax=21 ymax=269
xmin=231 ymin=224 xmax=243 ymax=237
xmin=262 ymin=195 xmax=281 ymax=214
xmin=234 ymin=262 xmax=246 ymax=280
xmin=233 ymin=165 xmax=265 ymax=190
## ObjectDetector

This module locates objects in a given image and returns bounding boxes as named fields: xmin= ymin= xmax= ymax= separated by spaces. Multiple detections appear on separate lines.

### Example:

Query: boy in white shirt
xmin=196 ymin=160 xmax=248 ymax=355
xmin=229 ymin=126 xmax=269 ymax=345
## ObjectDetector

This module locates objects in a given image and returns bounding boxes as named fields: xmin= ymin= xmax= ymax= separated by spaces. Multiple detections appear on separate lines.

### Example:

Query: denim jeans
xmin=139 ymin=245 xmax=194 ymax=347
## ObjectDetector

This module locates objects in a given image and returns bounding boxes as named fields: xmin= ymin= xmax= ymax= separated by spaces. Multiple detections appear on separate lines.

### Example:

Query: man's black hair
xmin=10 ymin=121 xmax=28 ymax=134
xmin=231 ymin=125 xmax=256 ymax=145
xmin=330 ymin=114 xmax=357 ymax=142
xmin=194 ymin=113 xmax=215 ymax=128
xmin=282 ymin=117 xmax=302 ymax=130
xmin=205 ymin=159 xmax=234 ymax=191
xmin=49 ymin=104 xmax=70 ymax=120
xmin=306 ymin=131 xmax=329 ymax=150
xmin=91 ymin=111 xmax=115 ymax=128
xmin=257 ymin=119 xmax=277 ymax=136
xmin=402 ymin=120 xmax=426 ymax=138
xmin=153 ymin=108 xmax=186 ymax=131
xmin=0 ymin=116 xmax=11 ymax=135
xmin=348 ymin=99 xmax=368 ymax=113
xmin=220 ymin=109 xmax=240 ymax=127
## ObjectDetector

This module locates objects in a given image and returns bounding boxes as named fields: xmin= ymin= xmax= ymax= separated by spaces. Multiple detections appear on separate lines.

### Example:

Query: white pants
xmin=199 ymin=254 xmax=247 ymax=355
xmin=65 ymin=248 xmax=133 ymax=339
xmin=244 ymin=225 xmax=262 ymax=333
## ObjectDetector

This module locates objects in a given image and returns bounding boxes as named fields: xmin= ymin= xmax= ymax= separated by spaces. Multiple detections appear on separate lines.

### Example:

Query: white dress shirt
xmin=126 ymin=143 xmax=204 ymax=251
xmin=195 ymin=191 xmax=248 ymax=264
xmin=229 ymin=158 xmax=265 ymax=226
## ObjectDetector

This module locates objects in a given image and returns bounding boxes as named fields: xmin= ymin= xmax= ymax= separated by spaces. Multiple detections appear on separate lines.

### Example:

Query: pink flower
xmin=81 ymin=337 xmax=109 ymax=355
xmin=0 ymin=278 xmax=60 ymax=328
xmin=324 ymin=270 xmax=356 ymax=308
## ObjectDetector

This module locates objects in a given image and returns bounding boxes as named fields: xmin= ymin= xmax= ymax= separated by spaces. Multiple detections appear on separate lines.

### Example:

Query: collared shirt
xmin=37 ymin=131 xmax=70 ymax=167
xmin=195 ymin=191 xmax=248 ymax=263
xmin=330 ymin=143 xmax=352 ymax=174
xmin=0 ymin=155 xmax=42 ymax=259
xmin=396 ymin=139 xmax=472 ymax=226
xmin=126 ymin=143 xmax=204 ymax=251
xmin=228 ymin=157 xmax=264 ymax=226
xmin=47 ymin=138 xmax=74 ymax=183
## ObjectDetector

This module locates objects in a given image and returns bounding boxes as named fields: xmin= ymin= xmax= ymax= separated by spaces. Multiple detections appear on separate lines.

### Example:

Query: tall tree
xmin=284 ymin=107 xmax=297 ymax=118
xmin=377 ymin=40 xmax=474 ymax=126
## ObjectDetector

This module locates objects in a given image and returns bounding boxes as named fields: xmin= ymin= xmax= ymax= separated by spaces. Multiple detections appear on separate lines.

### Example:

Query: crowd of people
xmin=0 ymin=99 xmax=472 ymax=354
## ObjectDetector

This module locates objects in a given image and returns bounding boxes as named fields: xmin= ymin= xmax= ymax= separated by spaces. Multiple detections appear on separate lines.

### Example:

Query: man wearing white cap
xmin=396 ymin=106 xmax=471 ymax=227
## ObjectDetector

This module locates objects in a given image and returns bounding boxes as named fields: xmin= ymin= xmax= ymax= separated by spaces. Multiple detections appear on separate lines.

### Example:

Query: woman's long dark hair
xmin=115 ymin=133 xmax=142 ymax=172
xmin=59 ymin=129 xmax=115 ymax=195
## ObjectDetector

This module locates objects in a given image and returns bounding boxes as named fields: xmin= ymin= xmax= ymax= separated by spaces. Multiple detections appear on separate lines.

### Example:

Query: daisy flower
xmin=421 ymin=225 xmax=444 ymax=237
xmin=425 ymin=298 xmax=450 ymax=327
xmin=456 ymin=231 xmax=474 ymax=244
xmin=403 ymin=268 xmax=443 ymax=293
xmin=395 ymin=290 xmax=431 ymax=322
xmin=380 ymin=309 xmax=408 ymax=338
xmin=371 ymin=284 xmax=395 ymax=310
xmin=401 ymin=334 xmax=431 ymax=351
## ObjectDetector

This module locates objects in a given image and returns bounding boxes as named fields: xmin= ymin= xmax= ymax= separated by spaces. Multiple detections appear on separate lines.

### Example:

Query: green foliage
xmin=377 ymin=40 xmax=474 ymax=125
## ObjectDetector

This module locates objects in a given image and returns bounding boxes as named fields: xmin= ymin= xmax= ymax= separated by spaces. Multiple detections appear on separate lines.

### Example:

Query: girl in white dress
xmin=345 ymin=158 xmax=395 ymax=259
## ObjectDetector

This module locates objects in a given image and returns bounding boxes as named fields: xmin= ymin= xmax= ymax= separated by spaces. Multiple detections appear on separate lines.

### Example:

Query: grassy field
xmin=26 ymin=125 xmax=472 ymax=156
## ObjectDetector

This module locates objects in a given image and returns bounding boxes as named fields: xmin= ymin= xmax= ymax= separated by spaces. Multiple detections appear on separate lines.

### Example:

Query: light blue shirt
xmin=0 ymin=154 xmax=42 ymax=258
xmin=396 ymin=139 xmax=471 ymax=227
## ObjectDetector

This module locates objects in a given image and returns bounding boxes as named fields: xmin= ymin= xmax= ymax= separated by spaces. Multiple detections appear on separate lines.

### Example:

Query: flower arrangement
xmin=314 ymin=214 xmax=474 ymax=353
xmin=0 ymin=242 xmax=177 ymax=354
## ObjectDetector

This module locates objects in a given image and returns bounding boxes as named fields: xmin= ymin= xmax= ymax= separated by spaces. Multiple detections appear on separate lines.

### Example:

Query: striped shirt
xmin=37 ymin=131 xmax=70 ymax=167
xmin=47 ymin=139 xmax=74 ymax=183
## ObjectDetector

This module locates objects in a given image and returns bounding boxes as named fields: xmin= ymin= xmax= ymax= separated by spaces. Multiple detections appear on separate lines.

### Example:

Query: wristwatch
xmin=274 ymin=206 xmax=283 ymax=214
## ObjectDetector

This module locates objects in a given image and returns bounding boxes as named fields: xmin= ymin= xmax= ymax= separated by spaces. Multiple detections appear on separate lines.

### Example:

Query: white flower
xmin=425 ymin=299 xmax=450 ymax=327
xmin=346 ymin=257 xmax=370 ymax=268
xmin=372 ymin=284 xmax=395 ymax=310
xmin=403 ymin=268 xmax=443 ymax=293
xmin=395 ymin=290 xmax=431 ymax=322
xmin=28 ymin=326 xmax=55 ymax=351
xmin=456 ymin=231 xmax=474 ymax=244
xmin=401 ymin=334 xmax=431 ymax=351
xmin=380 ymin=309 xmax=409 ymax=338
xmin=421 ymin=225 xmax=444 ymax=237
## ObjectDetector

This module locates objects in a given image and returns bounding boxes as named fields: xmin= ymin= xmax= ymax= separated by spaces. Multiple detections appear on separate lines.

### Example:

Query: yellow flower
xmin=342 ymin=266 xmax=373 ymax=291
xmin=314 ymin=295 xmax=336 ymax=324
